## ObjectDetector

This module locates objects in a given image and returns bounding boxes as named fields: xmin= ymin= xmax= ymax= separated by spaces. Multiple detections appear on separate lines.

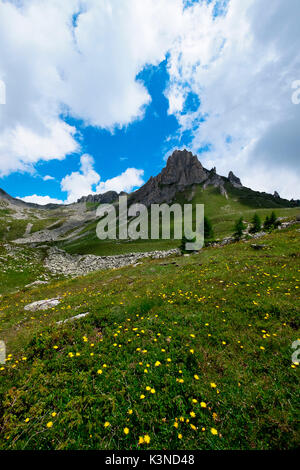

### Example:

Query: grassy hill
xmin=58 ymin=185 xmax=299 ymax=256
xmin=0 ymin=225 xmax=299 ymax=450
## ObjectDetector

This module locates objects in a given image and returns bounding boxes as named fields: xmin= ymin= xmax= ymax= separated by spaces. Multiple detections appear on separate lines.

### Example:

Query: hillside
xmin=0 ymin=150 xmax=299 ymax=259
xmin=0 ymin=224 xmax=299 ymax=449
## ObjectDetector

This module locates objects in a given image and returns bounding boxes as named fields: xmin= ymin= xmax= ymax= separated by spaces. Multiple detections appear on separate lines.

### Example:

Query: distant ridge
xmin=0 ymin=188 xmax=61 ymax=210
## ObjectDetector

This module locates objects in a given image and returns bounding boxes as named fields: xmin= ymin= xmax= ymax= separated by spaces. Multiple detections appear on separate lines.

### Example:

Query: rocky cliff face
xmin=159 ymin=150 xmax=209 ymax=186
xmin=228 ymin=171 xmax=243 ymax=189
xmin=129 ymin=149 xmax=231 ymax=206
xmin=77 ymin=191 xmax=121 ymax=204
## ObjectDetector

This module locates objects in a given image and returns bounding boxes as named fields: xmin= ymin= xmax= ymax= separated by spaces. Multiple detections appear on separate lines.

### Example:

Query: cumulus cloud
xmin=61 ymin=154 xmax=100 ymax=203
xmin=18 ymin=195 xmax=64 ymax=205
xmin=61 ymin=154 xmax=144 ymax=203
xmin=1 ymin=0 xmax=299 ymax=200
xmin=96 ymin=168 xmax=144 ymax=194
xmin=0 ymin=0 xmax=182 ymax=176
xmin=0 ymin=0 xmax=80 ymax=176
xmin=165 ymin=0 xmax=300 ymax=199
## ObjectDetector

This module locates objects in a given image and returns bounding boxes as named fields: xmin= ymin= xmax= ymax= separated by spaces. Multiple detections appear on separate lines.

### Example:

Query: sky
xmin=0 ymin=0 xmax=299 ymax=205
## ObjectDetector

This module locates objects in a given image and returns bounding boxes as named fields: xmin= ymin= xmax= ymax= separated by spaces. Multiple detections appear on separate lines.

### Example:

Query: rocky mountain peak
xmin=228 ymin=171 xmax=243 ymax=188
xmin=129 ymin=149 xmax=222 ymax=206
xmin=160 ymin=149 xmax=208 ymax=186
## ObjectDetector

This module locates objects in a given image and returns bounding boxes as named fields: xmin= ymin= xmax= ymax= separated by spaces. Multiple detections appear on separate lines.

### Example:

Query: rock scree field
xmin=0 ymin=224 xmax=299 ymax=450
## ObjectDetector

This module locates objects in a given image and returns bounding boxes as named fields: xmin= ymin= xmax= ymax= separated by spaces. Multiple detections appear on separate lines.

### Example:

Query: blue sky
xmin=2 ymin=60 xmax=188 ymax=201
xmin=0 ymin=0 xmax=299 ymax=203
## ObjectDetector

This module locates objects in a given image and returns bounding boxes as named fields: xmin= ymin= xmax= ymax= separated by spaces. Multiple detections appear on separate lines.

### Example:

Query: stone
xmin=24 ymin=297 xmax=61 ymax=311
xmin=57 ymin=312 xmax=90 ymax=325
xmin=44 ymin=246 xmax=180 ymax=277
xmin=25 ymin=280 xmax=49 ymax=288
xmin=251 ymin=244 xmax=268 ymax=250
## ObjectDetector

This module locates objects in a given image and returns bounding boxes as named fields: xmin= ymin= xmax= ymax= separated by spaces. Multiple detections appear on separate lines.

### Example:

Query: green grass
xmin=0 ymin=217 xmax=61 ymax=241
xmin=0 ymin=225 xmax=299 ymax=450
xmin=184 ymin=185 xmax=299 ymax=240
xmin=61 ymin=236 xmax=178 ymax=256
xmin=58 ymin=186 xmax=299 ymax=256
xmin=0 ymin=244 xmax=50 ymax=295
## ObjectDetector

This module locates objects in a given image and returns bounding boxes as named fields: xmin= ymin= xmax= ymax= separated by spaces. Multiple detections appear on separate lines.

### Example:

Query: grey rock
xmin=129 ymin=149 xmax=210 ymax=206
xmin=203 ymin=170 xmax=228 ymax=197
xmin=228 ymin=171 xmax=243 ymax=188
xmin=24 ymin=297 xmax=61 ymax=311
xmin=77 ymin=191 xmax=119 ymax=204
xmin=25 ymin=280 xmax=49 ymax=288
xmin=44 ymin=246 xmax=180 ymax=277
xmin=57 ymin=312 xmax=90 ymax=325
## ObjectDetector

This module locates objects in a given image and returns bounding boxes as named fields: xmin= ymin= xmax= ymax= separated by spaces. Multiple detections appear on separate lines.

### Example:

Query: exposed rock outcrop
xmin=57 ymin=312 xmax=90 ymax=325
xmin=44 ymin=246 xmax=180 ymax=277
xmin=77 ymin=191 xmax=120 ymax=204
xmin=24 ymin=297 xmax=61 ymax=311
xmin=129 ymin=150 xmax=248 ymax=206
xmin=203 ymin=168 xmax=228 ymax=198
xmin=228 ymin=171 xmax=243 ymax=188
xmin=159 ymin=150 xmax=209 ymax=186
xmin=130 ymin=150 xmax=211 ymax=206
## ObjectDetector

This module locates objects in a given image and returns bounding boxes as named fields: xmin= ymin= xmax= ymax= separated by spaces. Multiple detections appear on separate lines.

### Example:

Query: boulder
xmin=57 ymin=312 xmax=89 ymax=325
xmin=24 ymin=297 xmax=61 ymax=311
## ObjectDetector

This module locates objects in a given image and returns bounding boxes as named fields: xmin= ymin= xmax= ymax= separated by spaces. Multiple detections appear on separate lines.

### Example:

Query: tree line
xmin=181 ymin=212 xmax=280 ymax=253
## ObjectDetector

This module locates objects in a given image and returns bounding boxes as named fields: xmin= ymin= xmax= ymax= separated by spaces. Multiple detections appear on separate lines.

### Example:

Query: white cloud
xmin=96 ymin=168 xmax=144 ymax=194
xmin=0 ymin=0 xmax=183 ymax=176
xmin=165 ymin=0 xmax=300 ymax=199
xmin=18 ymin=195 xmax=63 ymax=205
xmin=61 ymin=154 xmax=100 ymax=203
xmin=61 ymin=154 xmax=144 ymax=203
xmin=0 ymin=0 xmax=80 ymax=176
xmin=43 ymin=175 xmax=55 ymax=181
xmin=1 ymin=0 xmax=299 ymax=200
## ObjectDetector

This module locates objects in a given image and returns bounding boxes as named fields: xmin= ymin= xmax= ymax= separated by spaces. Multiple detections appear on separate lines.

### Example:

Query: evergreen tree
xmin=234 ymin=217 xmax=246 ymax=239
xmin=269 ymin=211 xmax=278 ymax=228
xmin=180 ymin=235 xmax=196 ymax=254
xmin=250 ymin=213 xmax=262 ymax=233
xmin=204 ymin=216 xmax=214 ymax=241
xmin=264 ymin=212 xmax=279 ymax=231
xmin=264 ymin=215 xmax=271 ymax=230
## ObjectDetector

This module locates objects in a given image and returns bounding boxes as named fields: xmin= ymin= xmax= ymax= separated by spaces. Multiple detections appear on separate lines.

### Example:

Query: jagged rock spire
xmin=228 ymin=171 xmax=243 ymax=188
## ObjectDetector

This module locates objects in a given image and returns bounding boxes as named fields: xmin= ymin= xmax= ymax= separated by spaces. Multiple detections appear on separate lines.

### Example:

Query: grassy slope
xmin=0 ymin=244 xmax=53 ymax=295
xmin=180 ymin=185 xmax=299 ymax=240
xmin=0 ymin=225 xmax=299 ymax=450
xmin=60 ymin=186 xmax=299 ymax=256
xmin=0 ymin=215 xmax=61 ymax=242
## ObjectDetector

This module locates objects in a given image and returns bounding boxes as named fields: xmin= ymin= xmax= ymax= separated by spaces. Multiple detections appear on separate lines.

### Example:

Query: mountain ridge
xmin=128 ymin=149 xmax=298 ymax=207
xmin=0 ymin=149 xmax=299 ymax=209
